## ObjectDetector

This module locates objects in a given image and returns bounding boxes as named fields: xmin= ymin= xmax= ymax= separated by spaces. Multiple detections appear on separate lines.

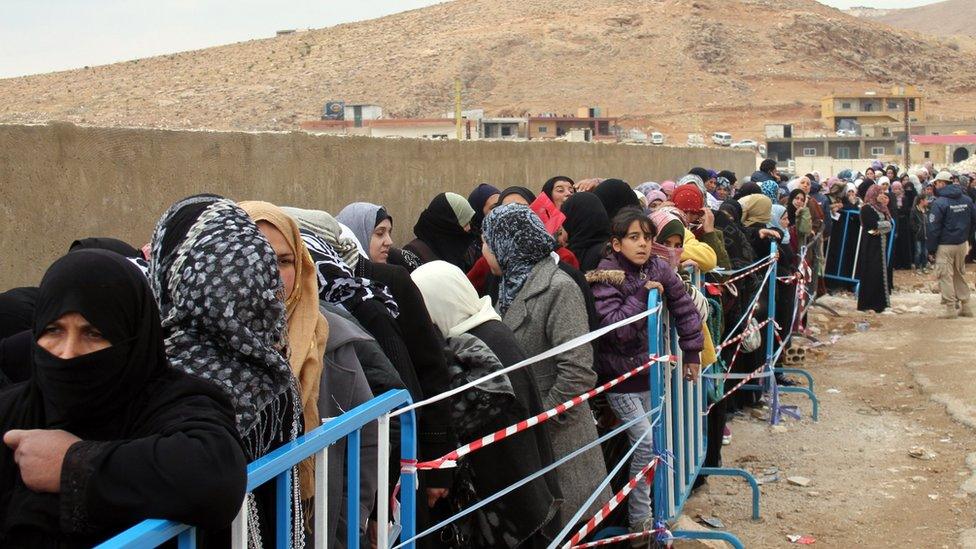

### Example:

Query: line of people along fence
xmin=99 ymin=243 xmax=819 ymax=549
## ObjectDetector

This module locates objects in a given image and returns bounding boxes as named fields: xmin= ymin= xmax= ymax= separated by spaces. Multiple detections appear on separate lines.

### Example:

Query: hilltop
xmin=2 ymin=0 xmax=975 ymax=139
xmin=849 ymin=0 xmax=976 ymax=39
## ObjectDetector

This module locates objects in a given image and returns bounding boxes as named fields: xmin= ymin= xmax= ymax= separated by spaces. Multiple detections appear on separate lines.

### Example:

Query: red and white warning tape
xmin=407 ymin=354 xmax=676 ymax=471
xmin=562 ymin=458 xmax=661 ymax=548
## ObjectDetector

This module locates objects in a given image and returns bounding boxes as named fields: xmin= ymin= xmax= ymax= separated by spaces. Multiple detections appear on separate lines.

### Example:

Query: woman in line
xmin=542 ymin=176 xmax=576 ymax=208
xmin=288 ymin=210 xmax=457 ymax=532
xmin=149 ymin=195 xmax=304 ymax=547
xmin=0 ymin=249 xmax=246 ymax=546
xmin=592 ymin=178 xmax=640 ymax=220
xmin=561 ymin=192 xmax=611 ymax=272
xmin=481 ymin=204 xmax=610 ymax=525
xmin=890 ymin=180 xmax=916 ymax=270
xmin=0 ymin=287 xmax=38 ymax=387
xmin=412 ymin=261 xmax=561 ymax=548
xmin=336 ymin=202 xmax=398 ymax=265
xmin=587 ymin=208 xmax=703 ymax=535
xmin=401 ymin=192 xmax=476 ymax=272
xmin=857 ymin=185 xmax=893 ymax=313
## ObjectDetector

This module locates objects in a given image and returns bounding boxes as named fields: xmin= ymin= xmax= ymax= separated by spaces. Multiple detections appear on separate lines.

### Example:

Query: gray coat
xmin=319 ymin=307 xmax=378 ymax=548
xmin=502 ymin=259 xmax=610 ymax=522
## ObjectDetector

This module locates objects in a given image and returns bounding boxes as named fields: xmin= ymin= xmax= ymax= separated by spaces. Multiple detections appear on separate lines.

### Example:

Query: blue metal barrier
xmin=97 ymin=389 xmax=416 ymax=549
xmin=647 ymin=289 xmax=757 ymax=549
xmin=825 ymin=209 xmax=896 ymax=294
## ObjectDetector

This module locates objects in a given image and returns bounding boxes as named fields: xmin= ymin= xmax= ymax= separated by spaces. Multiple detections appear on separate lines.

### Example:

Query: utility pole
xmin=903 ymin=96 xmax=911 ymax=169
xmin=455 ymin=78 xmax=462 ymax=141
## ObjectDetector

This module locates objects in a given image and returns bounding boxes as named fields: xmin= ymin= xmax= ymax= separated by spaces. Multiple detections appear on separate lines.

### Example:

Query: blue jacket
xmin=927 ymin=184 xmax=976 ymax=252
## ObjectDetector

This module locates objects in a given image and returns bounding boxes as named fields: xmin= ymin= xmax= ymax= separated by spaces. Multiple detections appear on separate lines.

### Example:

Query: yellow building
xmin=821 ymin=85 xmax=925 ymax=132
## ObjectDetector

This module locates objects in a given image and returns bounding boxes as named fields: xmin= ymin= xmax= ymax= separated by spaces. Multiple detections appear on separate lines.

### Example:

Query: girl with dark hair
xmin=586 ymin=207 xmax=703 ymax=534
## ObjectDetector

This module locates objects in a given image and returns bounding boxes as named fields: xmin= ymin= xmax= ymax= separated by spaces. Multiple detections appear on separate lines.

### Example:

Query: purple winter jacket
xmin=586 ymin=251 xmax=704 ymax=393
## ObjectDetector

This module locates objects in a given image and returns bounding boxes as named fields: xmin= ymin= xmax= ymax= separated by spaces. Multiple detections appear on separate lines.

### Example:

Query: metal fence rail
xmin=97 ymin=389 xmax=416 ymax=549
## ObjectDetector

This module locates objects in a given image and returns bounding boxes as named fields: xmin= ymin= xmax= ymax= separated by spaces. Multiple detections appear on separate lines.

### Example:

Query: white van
xmin=711 ymin=132 xmax=733 ymax=146
xmin=650 ymin=132 xmax=665 ymax=145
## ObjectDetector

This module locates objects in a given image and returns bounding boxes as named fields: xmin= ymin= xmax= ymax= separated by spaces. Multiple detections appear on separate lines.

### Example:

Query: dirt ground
xmin=676 ymin=266 xmax=976 ymax=548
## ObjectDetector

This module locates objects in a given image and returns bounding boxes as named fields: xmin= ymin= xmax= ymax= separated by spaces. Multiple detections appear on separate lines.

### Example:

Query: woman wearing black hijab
xmin=591 ymin=178 xmax=639 ymax=219
xmin=150 ymin=195 xmax=305 ymax=547
xmin=68 ymin=237 xmax=142 ymax=258
xmin=497 ymin=186 xmax=537 ymax=206
xmin=0 ymin=249 xmax=246 ymax=547
xmin=402 ymin=192 xmax=476 ymax=273
xmin=561 ymin=192 xmax=611 ymax=271
xmin=0 ymin=287 xmax=38 ymax=387
xmin=733 ymin=181 xmax=762 ymax=200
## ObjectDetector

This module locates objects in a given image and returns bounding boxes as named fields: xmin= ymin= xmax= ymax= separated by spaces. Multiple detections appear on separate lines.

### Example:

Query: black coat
xmin=856 ymin=206 xmax=892 ymax=313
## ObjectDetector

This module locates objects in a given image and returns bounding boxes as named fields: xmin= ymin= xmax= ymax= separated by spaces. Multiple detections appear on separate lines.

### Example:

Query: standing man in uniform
xmin=928 ymin=171 xmax=976 ymax=318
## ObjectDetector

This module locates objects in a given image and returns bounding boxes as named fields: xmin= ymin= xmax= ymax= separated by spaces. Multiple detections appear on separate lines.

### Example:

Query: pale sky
xmin=0 ymin=0 xmax=943 ymax=79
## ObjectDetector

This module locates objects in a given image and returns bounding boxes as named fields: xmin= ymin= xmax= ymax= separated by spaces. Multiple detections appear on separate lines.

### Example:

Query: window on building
xmin=924 ymin=151 xmax=931 ymax=159
xmin=841 ymin=102 xmax=852 ymax=110
xmin=871 ymin=146 xmax=885 ymax=156
xmin=802 ymin=148 xmax=817 ymax=157
xmin=909 ymin=98 xmax=917 ymax=111
xmin=501 ymin=126 xmax=512 ymax=137
xmin=887 ymin=100 xmax=900 ymax=110
xmin=537 ymin=126 xmax=548 ymax=133
xmin=837 ymin=147 xmax=851 ymax=159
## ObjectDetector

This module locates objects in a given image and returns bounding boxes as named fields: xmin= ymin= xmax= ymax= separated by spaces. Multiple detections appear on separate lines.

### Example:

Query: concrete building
xmin=480 ymin=117 xmax=525 ymax=139
xmin=766 ymin=134 xmax=899 ymax=162
xmin=527 ymin=111 xmax=617 ymax=141
xmin=821 ymin=85 xmax=924 ymax=132
xmin=909 ymin=134 xmax=976 ymax=165
xmin=300 ymin=118 xmax=473 ymax=139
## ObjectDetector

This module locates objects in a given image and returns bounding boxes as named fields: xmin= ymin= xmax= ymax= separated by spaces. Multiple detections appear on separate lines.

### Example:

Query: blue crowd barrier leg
xmin=672 ymin=529 xmax=745 ymax=549
xmin=699 ymin=467 xmax=761 ymax=521
xmin=347 ymin=429 xmax=361 ymax=549
xmin=399 ymin=408 xmax=418 ymax=549
xmin=774 ymin=367 xmax=815 ymax=391
xmin=778 ymin=386 xmax=820 ymax=421
xmin=275 ymin=471 xmax=292 ymax=548
xmin=177 ymin=528 xmax=196 ymax=549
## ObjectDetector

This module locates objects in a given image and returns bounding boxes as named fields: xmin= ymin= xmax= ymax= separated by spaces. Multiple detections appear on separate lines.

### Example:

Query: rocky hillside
xmin=849 ymin=0 xmax=976 ymax=39
xmin=1 ymin=0 xmax=975 ymax=137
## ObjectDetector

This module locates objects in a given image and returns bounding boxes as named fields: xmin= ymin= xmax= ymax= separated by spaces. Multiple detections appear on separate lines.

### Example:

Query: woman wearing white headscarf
xmin=411 ymin=261 xmax=561 ymax=546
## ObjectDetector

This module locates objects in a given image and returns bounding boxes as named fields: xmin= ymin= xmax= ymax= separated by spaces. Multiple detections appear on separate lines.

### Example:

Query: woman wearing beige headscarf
xmin=240 ymin=200 xmax=330 ymax=500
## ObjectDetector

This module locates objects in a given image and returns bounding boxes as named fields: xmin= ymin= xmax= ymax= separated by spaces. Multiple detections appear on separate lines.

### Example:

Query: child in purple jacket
xmin=586 ymin=207 xmax=704 ymax=535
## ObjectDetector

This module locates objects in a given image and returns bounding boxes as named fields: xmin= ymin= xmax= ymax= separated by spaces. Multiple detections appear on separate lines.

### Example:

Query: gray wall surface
xmin=0 ymin=122 xmax=755 ymax=288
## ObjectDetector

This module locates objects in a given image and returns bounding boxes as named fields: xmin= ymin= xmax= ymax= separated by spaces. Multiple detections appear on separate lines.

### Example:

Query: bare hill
xmin=850 ymin=0 xmax=976 ymax=39
xmin=1 ymin=0 xmax=975 ymax=138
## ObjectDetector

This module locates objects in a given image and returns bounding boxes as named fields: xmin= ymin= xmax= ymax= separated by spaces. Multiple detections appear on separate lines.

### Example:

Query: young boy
xmin=909 ymin=194 xmax=930 ymax=273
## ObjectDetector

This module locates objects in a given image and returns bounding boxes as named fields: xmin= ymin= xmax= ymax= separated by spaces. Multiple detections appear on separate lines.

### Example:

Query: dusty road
xmin=678 ymin=268 xmax=976 ymax=548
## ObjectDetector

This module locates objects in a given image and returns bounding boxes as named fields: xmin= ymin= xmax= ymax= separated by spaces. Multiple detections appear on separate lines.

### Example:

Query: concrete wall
xmin=0 ymin=122 xmax=754 ymax=289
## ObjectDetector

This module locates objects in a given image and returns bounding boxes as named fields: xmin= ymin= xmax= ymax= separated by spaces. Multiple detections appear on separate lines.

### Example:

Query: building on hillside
xmin=909 ymin=134 xmax=976 ymax=165
xmin=320 ymin=103 xmax=384 ymax=125
xmin=821 ymin=85 xmax=924 ymax=132
xmin=480 ymin=117 xmax=526 ymax=139
xmin=300 ymin=118 xmax=474 ymax=139
xmin=527 ymin=107 xmax=617 ymax=141
xmin=766 ymin=134 xmax=899 ymax=163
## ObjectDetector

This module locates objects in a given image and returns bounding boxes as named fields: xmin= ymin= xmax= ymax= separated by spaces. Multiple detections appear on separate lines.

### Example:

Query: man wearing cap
xmin=927 ymin=170 xmax=976 ymax=318
xmin=671 ymin=184 xmax=728 ymax=271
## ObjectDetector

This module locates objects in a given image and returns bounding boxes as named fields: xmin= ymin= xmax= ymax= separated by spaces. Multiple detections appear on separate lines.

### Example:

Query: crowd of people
xmin=0 ymin=156 xmax=973 ymax=548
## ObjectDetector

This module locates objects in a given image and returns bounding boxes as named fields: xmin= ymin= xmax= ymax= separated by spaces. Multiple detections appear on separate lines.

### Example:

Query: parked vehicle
xmin=711 ymin=132 xmax=733 ymax=146
xmin=687 ymin=134 xmax=705 ymax=147
xmin=731 ymin=139 xmax=758 ymax=150
xmin=650 ymin=132 xmax=665 ymax=145
xmin=836 ymin=129 xmax=857 ymax=137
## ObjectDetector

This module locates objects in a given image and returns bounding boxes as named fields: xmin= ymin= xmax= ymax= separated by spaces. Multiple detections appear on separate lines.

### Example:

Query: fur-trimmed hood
xmin=585 ymin=269 xmax=627 ymax=286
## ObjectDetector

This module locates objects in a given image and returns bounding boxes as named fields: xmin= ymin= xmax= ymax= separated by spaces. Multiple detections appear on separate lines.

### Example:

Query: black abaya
xmin=856 ymin=206 xmax=891 ymax=312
